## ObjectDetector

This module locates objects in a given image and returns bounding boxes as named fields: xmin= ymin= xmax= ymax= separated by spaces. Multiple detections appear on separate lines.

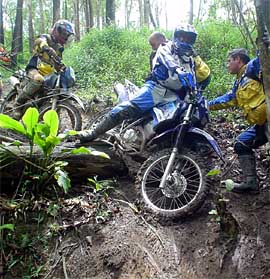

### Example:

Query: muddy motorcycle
xmin=0 ymin=65 xmax=84 ymax=132
xmin=89 ymin=80 xmax=223 ymax=218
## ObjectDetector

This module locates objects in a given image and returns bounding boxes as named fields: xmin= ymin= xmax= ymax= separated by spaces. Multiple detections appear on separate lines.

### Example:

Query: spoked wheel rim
xmin=39 ymin=102 xmax=82 ymax=132
xmin=141 ymin=153 xmax=203 ymax=214
xmin=56 ymin=105 xmax=76 ymax=133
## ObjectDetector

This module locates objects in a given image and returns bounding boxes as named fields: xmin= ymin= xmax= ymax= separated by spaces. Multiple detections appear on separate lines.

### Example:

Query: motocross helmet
xmin=173 ymin=24 xmax=197 ymax=45
xmin=51 ymin=19 xmax=75 ymax=45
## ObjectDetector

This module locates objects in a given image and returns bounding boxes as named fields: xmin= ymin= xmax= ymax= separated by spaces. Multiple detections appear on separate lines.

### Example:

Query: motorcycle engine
xmin=119 ymin=127 xmax=144 ymax=153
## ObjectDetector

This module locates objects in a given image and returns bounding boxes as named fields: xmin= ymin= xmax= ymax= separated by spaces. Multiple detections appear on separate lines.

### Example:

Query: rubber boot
xmin=79 ymin=105 xmax=140 ymax=143
xmin=13 ymin=80 xmax=42 ymax=119
xmin=232 ymin=154 xmax=259 ymax=193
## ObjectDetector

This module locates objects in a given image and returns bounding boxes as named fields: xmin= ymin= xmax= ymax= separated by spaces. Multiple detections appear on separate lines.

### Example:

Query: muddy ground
xmin=40 ymin=112 xmax=270 ymax=279
xmin=1 ymin=82 xmax=270 ymax=279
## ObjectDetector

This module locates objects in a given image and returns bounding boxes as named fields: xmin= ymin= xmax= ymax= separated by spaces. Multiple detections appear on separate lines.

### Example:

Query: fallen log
xmin=0 ymin=141 xmax=128 ymax=189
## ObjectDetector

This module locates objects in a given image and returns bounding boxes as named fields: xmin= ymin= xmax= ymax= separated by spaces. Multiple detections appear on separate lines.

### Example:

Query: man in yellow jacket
xmin=14 ymin=19 xmax=75 ymax=118
xmin=209 ymin=48 xmax=267 ymax=193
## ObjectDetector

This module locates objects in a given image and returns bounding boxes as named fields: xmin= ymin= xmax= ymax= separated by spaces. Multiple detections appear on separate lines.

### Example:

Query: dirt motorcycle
xmin=0 ymin=60 xmax=84 ymax=133
xmin=88 ymin=79 xmax=224 ymax=219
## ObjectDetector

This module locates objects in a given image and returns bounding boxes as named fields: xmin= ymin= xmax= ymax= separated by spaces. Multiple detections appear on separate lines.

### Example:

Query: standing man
xmin=209 ymin=48 xmax=267 ymax=193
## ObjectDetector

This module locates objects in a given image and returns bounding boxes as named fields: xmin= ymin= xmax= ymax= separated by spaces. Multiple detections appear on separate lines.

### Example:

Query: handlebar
xmin=42 ymin=46 xmax=66 ymax=72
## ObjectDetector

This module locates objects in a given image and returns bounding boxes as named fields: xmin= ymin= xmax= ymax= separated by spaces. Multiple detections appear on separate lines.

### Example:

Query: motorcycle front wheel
xmin=136 ymin=148 xmax=209 ymax=219
xmin=0 ymin=89 xmax=18 ymax=115
xmin=39 ymin=101 xmax=82 ymax=132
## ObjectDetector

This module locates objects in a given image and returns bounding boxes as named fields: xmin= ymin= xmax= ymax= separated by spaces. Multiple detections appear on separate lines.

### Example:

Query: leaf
xmin=71 ymin=146 xmax=91 ymax=154
xmin=22 ymin=107 xmax=39 ymax=137
xmin=0 ymin=114 xmax=26 ymax=135
xmin=208 ymin=209 xmax=218 ymax=215
xmin=207 ymin=168 xmax=221 ymax=176
xmin=91 ymin=150 xmax=110 ymax=159
xmin=54 ymin=169 xmax=71 ymax=193
xmin=67 ymin=130 xmax=78 ymax=136
xmin=0 ymin=223 xmax=15 ymax=231
xmin=224 ymin=179 xmax=234 ymax=192
xmin=43 ymin=110 xmax=59 ymax=137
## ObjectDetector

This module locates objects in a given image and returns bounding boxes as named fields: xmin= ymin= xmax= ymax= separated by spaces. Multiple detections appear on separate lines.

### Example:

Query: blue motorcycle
xmin=89 ymin=80 xmax=224 ymax=219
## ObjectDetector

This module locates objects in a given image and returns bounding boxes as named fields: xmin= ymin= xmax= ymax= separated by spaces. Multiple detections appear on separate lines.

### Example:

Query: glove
xmin=176 ymin=68 xmax=195 ymax=90
xmin=42 ymin=46 xmax=57 ymax=58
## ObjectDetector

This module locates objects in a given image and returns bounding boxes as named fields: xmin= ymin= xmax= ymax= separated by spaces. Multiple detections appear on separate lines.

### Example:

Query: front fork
xmin=51 ymin=97 xmax=58 ymax=110
xmin=159 ymin=103 xmax=193 ymax=189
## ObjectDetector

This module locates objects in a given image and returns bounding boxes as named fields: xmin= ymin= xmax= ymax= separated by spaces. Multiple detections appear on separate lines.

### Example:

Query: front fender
xmin=187 ymin=127 xmax=224 ymax=161
xmin=60 ymin=92 xmax=85 ymax=111
xmin=150 ymin=126 xmax=224 ymax=161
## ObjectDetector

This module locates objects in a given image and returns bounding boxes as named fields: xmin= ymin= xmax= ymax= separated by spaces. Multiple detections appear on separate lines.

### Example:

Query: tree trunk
xmin=27 ymin=0 xmax=34 ymax=53
xmin=11 ymin=0 xmax=24 ymax=65
xmin=84 ymin=0 xmax=94 ymax=33
xmin=138 ymin=0 xmax=143 ymax=28
xmin=189 ymin=0 xmax=193 ymax=25
xmin=146 ymin=0 xmax=156 ymax=28
xmin=63 ymin=0 xmax=68 ymax=19
xmin=84 ymin=0 xmax=90 ymax=32
xmin=231 ymin=0 xmax=237 ymax=24
xmin=0 ymin=0 xmax=4 ymax=45
xmin=254 ymin=0 xmax=270 ymax=142
xmin=96 ymin=0 xmax=101 ymax=29
xmin=74 ymin=0 xmax=80 ymax=41
xmin=38 ymin=0 xmax=45 ymax=34
xmin=105 ymin=0 xmax=115 ymax=25
xmin=125 ymin=0 xmax=133 ymax=28
xmin=154 ymin=1 xmax=161 ymax=28
xmin=53 ymin=0 xmax=61 ymax=24
xmin=143 ymin=0 xmax=149 ymax=27
xmin=89 ymin=0 xmax=94 ymax=28
xmin=197 ymin=0 xmax=202 ymax=22
xmin=234 ymin=0 xmax=256 ymax=49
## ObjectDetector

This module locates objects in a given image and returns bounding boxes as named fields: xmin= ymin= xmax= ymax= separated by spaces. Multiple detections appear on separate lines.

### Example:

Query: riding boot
xmin=13 ymin=80 xmax=42 ymax=119
xmin=232 ymin=154 xmax=259 ymax=193
xmin=78 ymin=105 xmax=140 ymax=143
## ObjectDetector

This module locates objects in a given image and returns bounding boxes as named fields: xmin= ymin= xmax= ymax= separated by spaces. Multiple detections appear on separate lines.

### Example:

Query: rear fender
xmin=59 ymin=92 xmax=85 ymax=111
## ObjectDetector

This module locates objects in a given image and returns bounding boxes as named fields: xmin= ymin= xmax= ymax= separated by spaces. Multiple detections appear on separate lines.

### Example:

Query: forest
xmin=0 ymin=0 xmax=270 ymax=278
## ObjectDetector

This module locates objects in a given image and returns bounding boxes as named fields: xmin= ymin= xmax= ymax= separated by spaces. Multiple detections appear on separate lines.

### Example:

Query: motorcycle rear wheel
xmin=39 ymin=101 xmax=82 ymax=132
xmin=136 ymin=148 xmax=209 ymax=219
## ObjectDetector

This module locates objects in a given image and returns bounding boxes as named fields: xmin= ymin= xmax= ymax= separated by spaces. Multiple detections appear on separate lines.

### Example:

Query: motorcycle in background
xmin=0 ymin=57 xmax=84 ymax=133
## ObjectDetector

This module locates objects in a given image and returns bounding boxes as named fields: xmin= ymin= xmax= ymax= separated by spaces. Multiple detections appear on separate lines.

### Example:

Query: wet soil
xmin=41 ymin=112 xmax=270 ymax=279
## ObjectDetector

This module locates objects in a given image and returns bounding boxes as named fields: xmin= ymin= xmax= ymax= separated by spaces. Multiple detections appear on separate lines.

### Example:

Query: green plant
xmin=0 ymin=107 xmax=70 ymax=195
xmin=87 ymin=177 xmax=115 ymax=223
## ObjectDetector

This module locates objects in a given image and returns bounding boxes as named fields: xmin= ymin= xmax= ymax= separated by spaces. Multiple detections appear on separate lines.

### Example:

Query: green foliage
xmin=207 ymin=168 xmax=221 ymax=176
xmin=64 ymin=26 xmax=150 ymax=99
xmin=63 ymin=22 xmax=256 ymax=103
xmin=196 ymin=20 xmax=255 ymax=99
xmin=0 ymin=223 xmax=14 ymax=231
xmin=87 ymin=177 xmax=115 ymax=223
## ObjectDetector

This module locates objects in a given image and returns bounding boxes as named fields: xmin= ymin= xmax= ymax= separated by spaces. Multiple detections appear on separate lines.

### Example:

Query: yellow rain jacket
xmin=209 ymin=65 xmax=266 ymax=125
xmin=26 ymin=34 xmax=64 ymax=76
xmin=194 ymin=55 xmax=211 ymax=83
